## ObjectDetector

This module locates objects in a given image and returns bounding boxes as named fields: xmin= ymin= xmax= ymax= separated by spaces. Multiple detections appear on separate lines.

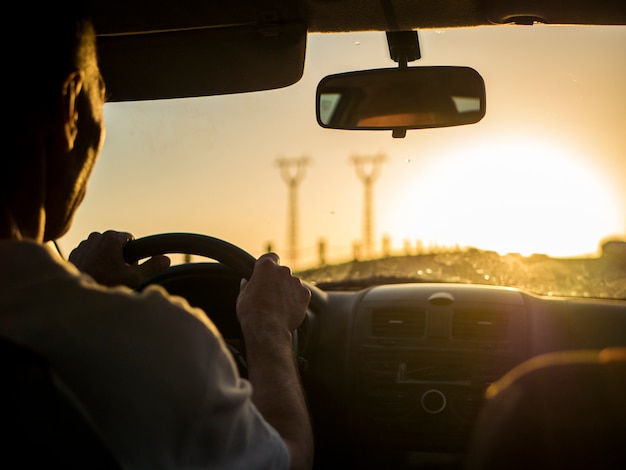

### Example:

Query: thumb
xmin=137 ymin=255 xmax=171 ymax=279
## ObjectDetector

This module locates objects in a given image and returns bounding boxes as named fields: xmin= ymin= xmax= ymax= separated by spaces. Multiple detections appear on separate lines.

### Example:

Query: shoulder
xmin=0 ymin=240 xmax=291 ymax=468
xmin=1 ymin=239 xmax=232 ymax=387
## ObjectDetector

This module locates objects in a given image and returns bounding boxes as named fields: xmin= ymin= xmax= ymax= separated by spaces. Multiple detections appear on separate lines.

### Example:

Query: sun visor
xmin=97 ymin=21 xmax=307 ymax=102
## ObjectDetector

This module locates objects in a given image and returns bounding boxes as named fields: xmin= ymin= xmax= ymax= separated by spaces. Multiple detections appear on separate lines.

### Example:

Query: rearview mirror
xmin=316 ymin=66 xmax=486 ymax=137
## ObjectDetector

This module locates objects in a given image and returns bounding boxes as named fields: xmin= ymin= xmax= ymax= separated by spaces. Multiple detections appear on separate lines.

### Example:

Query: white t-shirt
xmin=0 ymin=240 xmax=289 ymax=469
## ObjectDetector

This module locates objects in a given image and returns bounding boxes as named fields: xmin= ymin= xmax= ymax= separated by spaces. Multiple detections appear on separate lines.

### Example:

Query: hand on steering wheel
xmin=123 ymin=233 xmax=306 ymax=378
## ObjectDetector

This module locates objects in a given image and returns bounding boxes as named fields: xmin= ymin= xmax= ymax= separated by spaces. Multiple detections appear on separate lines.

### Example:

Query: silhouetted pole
xmin=276 ymin=156 xmax=309 ymax=269
xmin=317 ymin=238 xmax=327 ymax=266
xmin=351 ymin=154 xmax=386 ymax=258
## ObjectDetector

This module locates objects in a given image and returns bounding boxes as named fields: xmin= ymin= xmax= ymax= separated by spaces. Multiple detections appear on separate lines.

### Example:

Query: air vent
xmin=452 ymin=308 xmax=509 ymax=341
xmin=372 ymin=308 xmax=426 ymax=338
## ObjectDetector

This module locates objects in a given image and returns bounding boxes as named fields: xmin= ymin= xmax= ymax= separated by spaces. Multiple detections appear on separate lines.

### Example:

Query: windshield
xmin=58 ymin=25 xmax=626 ymax=299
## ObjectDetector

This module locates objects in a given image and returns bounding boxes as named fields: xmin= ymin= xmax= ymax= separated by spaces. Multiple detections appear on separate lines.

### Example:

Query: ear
xmin=60 ymin=71 xmax=84 ymax=151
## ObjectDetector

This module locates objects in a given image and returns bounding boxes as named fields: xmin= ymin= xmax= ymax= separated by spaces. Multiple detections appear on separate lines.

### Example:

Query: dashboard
xmin=139 ymin=258 xmax=626 ymax=468
xmin=301 ymin=282 xmax=626 ymax=468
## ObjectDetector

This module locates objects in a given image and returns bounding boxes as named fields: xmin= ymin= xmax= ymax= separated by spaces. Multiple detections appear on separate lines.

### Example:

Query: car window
xmin=59 ymin=25 xmax=626 ymax=299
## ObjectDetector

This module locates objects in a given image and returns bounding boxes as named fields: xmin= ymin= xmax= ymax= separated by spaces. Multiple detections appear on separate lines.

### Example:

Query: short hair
xmin=9 ymin=2 xmax=95 ymax=118
xmin=3 ymin=1 xmax=96 ymax=203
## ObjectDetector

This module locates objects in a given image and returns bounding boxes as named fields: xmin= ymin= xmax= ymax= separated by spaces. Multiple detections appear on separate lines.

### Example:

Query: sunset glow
xmin=383 ymin=136 xmax=620 ymax=257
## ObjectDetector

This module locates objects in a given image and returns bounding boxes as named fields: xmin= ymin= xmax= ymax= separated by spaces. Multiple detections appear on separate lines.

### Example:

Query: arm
xmin=236 ymin=253 xmax=314 ymax=470
xmin=69 ymin=230 xmax=170 ymax=288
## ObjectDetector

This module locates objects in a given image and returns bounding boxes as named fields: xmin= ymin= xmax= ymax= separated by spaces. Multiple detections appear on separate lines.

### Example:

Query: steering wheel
xmin=123 ymin=233 xmax=257 ymax=377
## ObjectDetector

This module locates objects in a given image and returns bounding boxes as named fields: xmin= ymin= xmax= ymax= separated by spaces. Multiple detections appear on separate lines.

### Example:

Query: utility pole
xmin=276 ymin=156 xmax=310 ymax=269
xmin=351 ymin=154 xmax=386 ymax=259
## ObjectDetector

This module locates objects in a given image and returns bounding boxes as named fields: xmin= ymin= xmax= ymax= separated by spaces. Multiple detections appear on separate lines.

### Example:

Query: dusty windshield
xmin=58 ymin=25 xmax=626 ymax=299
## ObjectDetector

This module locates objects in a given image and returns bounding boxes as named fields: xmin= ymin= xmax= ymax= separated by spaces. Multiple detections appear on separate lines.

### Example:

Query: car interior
xmin=9 ymin=1 xmax=626 ymax=469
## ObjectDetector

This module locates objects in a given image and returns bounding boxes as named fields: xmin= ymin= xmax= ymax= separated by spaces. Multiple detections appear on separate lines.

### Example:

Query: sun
xmin=385 ymin=136 xmax=620 ymax=257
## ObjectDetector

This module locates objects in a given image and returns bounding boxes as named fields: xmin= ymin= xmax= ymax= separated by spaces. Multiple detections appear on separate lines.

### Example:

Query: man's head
xmin=2 ymin=2 xmax=106 ymax=242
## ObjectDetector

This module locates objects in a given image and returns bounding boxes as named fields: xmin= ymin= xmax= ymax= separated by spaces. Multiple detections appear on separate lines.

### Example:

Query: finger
xmin=87 ymin=231 xmax=102 ymax=241
xmin=103 ymin=230 xmax=134 ymax=245
xmin=137 ymin=255 xmax=170 ymax=278
xmin=259 ymin=252 xmax=280 ymax=264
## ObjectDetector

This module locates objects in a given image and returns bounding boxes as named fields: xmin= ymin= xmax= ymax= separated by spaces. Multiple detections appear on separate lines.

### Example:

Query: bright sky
xmin=59 ymin=25 xmax=626 ymax=269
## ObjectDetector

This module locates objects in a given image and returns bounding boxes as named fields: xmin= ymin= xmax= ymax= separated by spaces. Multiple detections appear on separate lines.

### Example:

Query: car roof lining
xmin=92 ymin=0 xmax=626 ymax=102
